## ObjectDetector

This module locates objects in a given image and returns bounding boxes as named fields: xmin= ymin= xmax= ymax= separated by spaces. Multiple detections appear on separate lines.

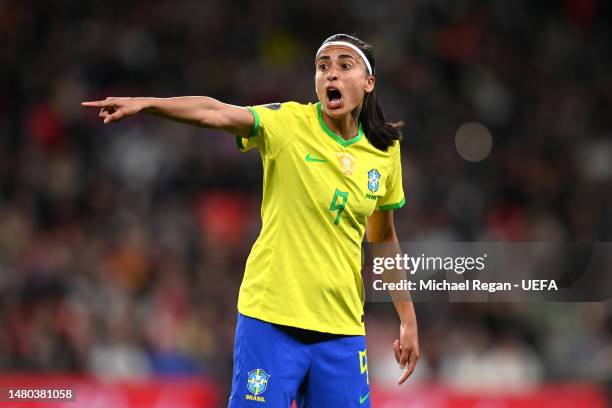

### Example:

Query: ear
xmin=365 ymin=75 xmax=375 ymax=93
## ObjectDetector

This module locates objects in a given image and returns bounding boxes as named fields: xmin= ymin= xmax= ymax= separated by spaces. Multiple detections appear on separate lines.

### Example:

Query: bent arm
xmin=367 ymin=209 xmax=419 ymax=384
xmin=366 ymin=210 xmax=416 ymax=322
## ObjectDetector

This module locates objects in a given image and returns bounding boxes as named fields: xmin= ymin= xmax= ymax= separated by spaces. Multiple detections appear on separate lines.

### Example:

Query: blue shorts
xmin=228 ymin=313 xmax=371 ymax=408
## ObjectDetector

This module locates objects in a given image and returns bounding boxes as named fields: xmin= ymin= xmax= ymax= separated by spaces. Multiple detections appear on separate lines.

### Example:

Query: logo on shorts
xmin=367 ymin=169 xmax=381 ymax=193
xmin=246 ymin=369 xmax=269 ymax=402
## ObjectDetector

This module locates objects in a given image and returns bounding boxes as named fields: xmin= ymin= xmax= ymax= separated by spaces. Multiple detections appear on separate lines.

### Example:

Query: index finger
xmin=398 ymin=350 xmax=417 ymax=385
xmin=398 ymin=366 xmax=412 ymax=385
xmin=81 ymin=101 xmax=108 ymax=108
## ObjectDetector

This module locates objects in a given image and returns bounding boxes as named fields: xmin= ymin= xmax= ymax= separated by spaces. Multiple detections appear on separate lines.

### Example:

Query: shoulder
xmin=252 ymin=101 xmax=310 ymax=114
xmin=251 ymin=101 xmax=313 ymax=124
xmin=278 ymin=101 xmax=316 ymax=123
xmin=363 ymin=134 xmax=402 ymax=161
xmin=387 ymin=139 xmax=402 ymax=161
xmin=381 ymin=140 xmax=402 ymax=176
xmin=362 ymin=138 xmax=402 ymax=178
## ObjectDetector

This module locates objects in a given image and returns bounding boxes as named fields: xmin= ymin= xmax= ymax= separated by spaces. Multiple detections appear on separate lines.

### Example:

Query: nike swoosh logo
xmin=305 ymin=153 xmax=328 ymax=163
xmin=359 ymin=392 xmax=370 ymax=404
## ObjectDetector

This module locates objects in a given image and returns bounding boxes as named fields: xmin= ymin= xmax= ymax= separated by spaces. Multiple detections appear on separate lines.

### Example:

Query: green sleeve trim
xmin=377 ymin=197 xmax=406 ymax=211
xmin=234 ymin=135 xmax=245 ymax=150
xmin=247 ymin=106 xmax=261 ymax=138
xmin=234 ymin=106 xmax=261 ymax=151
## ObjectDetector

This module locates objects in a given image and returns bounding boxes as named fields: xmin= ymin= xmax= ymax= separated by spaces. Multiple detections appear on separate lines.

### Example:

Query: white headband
xmin=316 ymin=41 xmax=373 ymax=75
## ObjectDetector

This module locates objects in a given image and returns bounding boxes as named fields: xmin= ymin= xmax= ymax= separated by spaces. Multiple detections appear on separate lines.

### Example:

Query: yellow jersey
xmin=235 ymin=101 xmax=405 ymax=335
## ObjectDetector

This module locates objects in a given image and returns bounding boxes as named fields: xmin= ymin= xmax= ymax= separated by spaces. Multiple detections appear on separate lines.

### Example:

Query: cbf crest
xmin=368 ymin=169 xmax=381 ymax=193
xmin=247 ymin=369 xmax=270 ymax=398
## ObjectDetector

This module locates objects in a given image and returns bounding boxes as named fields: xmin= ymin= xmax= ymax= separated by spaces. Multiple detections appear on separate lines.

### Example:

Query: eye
xmin=318 ymin=63 xmax=328 ymax=71
xmin=342 ymin=63 xmax=352 ymax=70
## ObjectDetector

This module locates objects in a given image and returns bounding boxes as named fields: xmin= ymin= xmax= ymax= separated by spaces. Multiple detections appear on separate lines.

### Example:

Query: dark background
xmin=1 ymin=0 xmax=611 ymax=405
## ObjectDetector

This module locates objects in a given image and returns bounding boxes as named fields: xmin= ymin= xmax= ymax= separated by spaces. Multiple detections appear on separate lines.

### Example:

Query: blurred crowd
xmin=1 ymin=0 xmax=612 ymax=400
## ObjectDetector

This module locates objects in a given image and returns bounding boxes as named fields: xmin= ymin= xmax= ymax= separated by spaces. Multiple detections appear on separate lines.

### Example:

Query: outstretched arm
xmin=81 ymin=96 xmax=254 ymax=138
xmin=366 ymin=210 xmax=420 ymax=385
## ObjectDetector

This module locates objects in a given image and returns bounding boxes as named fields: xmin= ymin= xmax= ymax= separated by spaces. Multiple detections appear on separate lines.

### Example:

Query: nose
xmin=326 ymin=65 xmax=339 ymax=81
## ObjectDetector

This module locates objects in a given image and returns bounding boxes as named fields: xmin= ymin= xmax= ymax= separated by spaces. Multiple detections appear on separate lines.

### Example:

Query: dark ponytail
xmin=360 ymin=90 xmax=404 ymax=151
xmin=321 ymin=34 xmax=403 ymax=151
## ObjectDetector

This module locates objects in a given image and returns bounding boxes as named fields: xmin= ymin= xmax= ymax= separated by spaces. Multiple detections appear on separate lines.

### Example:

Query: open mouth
xmin=326 ymin=87 xmax=342 ymax=103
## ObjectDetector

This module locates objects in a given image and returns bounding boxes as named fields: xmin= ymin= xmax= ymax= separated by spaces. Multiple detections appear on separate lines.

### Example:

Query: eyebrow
xmin=316 ymin=54 xmax=359 ymax=62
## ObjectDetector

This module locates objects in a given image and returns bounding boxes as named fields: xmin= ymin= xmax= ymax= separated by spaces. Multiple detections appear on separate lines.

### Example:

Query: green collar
xmin=316 ymin=102 xmax=363 ymax=148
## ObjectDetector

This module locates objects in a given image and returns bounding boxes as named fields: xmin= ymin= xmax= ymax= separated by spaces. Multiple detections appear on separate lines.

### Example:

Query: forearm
xmin=379 ymin=241 xmax=416 ymax=323
xmin=139 ymin=96 xmax=225 ymax=127
xmin=380 ymin=231 xmax=416 ymax=324
xmin=367 ymin=210 xmax=418 ymax=325
xmin=394 ymin=299 xmax=417 ymax=324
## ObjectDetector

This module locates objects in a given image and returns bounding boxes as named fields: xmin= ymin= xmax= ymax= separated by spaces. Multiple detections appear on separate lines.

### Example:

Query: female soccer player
xmin=82 ymin=34 xmax=419 ymax=407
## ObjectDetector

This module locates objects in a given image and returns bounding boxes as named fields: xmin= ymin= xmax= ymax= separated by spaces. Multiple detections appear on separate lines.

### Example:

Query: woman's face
xmin=315 ymin=45 xmax=375 ymax=119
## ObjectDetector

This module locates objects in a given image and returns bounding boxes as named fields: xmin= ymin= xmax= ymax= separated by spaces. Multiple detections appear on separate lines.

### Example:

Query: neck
xmin=322 ymin=107 xmax=361 ymax=141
